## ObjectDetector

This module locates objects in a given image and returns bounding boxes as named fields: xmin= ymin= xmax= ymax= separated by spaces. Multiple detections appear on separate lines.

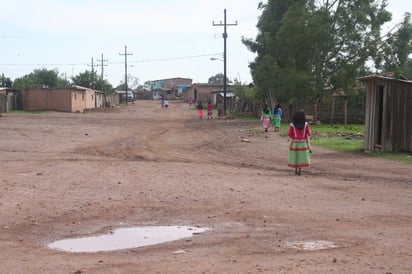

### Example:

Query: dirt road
xmin=0 ymin=100 xmax=411 ymax=273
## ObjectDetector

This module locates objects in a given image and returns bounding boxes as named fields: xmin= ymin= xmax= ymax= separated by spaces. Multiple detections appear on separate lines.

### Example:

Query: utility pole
xmin=213 ymin=9 xmax=237 ymax=115
xmin=96 ymin=53 xmax=108 ymax=80
xmin=88 ymin=57 xmax=96 ymax=88
xmin=119 ymin=46 xmax=133 ymax=103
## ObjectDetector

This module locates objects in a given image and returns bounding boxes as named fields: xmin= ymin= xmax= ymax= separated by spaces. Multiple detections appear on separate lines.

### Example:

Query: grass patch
xmin=9 ymin=110 xmax=48 ymax=114
xmin=309 ymin=124 xmax=365 ymax=152
xmin=368 ymin=151 xmax=412 ymax=163
xmin=311 ymin=136 xmax=364 ymax=152
xmin=310 ymin=124 xmax=364 ymax=134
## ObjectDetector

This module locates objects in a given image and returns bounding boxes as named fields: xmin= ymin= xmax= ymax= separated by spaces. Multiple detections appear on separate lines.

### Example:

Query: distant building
xmin=150 ymin=77 xmax=192 ymax=99
xmin=183 ymin=83 xmax=234 ymax=107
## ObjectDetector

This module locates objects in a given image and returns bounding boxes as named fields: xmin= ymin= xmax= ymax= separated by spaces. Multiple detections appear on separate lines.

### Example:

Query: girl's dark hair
xmin=263 ymin=104 xmax=270 ymax=114
xmin=292 ymin=111 xmax=306 ymax=129
xmin=274 ymin=104 xmax=281 ymax=114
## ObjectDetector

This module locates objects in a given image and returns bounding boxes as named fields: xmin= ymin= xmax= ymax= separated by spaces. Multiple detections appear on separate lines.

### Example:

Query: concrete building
xmin=150 ymin=77 xmax=192 ymax=99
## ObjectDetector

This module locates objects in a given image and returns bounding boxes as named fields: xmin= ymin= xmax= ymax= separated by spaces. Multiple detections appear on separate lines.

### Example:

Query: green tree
xmin=208 ymin=73 xmax=231 ymax=84
xmin=406 ymin=58 xmax=412 ymax=79
xmin=71 ymin=70 xmax=113 ymax=93
xmin=1 ymin=73 xmax=12 ymax=87
xmin=12 ymin=68 xmax=70 ymax=91
xmin=243 ymin=0 xmax=392 ymax=119
xmin=233 ymin=80 xmax=258 ymax=114
xmin=377 ymin=13 xmax=412 ymax=77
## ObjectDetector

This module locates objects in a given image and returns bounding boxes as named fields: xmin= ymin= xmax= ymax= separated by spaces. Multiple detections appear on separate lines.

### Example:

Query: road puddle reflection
xmin=48 ymin=226 xmax=208 ymax=253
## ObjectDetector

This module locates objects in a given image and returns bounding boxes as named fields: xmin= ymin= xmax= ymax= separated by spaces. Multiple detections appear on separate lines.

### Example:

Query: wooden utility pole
xmin=88 ymin=58 xmax=96 ymax=87
xmin=213 ymin=9 xmax=237 ymax=115
xmin=96 ymin=53 xmax=108 ymax=80
xmin=119 ymin=46 xmax=133 ymax=103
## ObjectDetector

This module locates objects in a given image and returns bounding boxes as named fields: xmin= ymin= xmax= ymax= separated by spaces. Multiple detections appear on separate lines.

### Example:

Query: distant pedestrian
xmin=272 ymin=104 xmax=283 ymax=132
xmin=260 ymin=104 xmax=272 ymax=132
xmin=197 ymin=101 xmax=204 ymax=119
xmin=188 ymin=98 xmax=193 ymax=106
xmin=164 ymin=100 xmax=169 ymax=109
xmin=217 ymin=101 xmax=224 ymax=120
xmin=288 ymin=111 xmax=312 ymax=175
xmin=207 ymin=101 xmax=213 ymax=119
xmin=161 ymin=95 xmax=165 ymax=109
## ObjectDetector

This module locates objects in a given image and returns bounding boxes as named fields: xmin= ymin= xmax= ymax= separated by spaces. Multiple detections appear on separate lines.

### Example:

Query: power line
xmin=0 ymin=52 xmax=223 ymax=67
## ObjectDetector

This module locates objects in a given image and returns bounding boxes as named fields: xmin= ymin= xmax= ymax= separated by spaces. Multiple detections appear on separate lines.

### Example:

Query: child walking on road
xmin=288 ymin=111 xmax=312 ymax=175
xmin=272 ymin=104 xmax=283 ymax=132
xmin=217 ymin=101 xmax=224 ymax=120
xmin=197 ymin=101 xmax=204 ymax=119
xmin=207 ymin=101 xmax=213 ymax=119
xmin=260 ymin=105 xmax=272 ymax=132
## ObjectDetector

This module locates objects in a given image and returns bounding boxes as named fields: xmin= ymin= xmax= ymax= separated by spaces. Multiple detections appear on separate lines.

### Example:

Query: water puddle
xmin=48 ymin=225 xmax=208 ymax=253
xmin=286 ymin=240 xmax=338 ymax=251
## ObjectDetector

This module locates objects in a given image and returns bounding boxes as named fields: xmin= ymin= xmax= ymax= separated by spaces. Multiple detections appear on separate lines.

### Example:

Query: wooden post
xmin=344 ymin=97 xmax=348 ymax=129
xmin=330 ymin=97 xmax=335 ymax=127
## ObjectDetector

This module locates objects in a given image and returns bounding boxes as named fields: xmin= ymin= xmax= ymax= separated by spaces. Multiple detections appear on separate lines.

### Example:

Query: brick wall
xmin=71 ymin=90 xmax=86 ymax=112
xmin=22 ymin=89 xmax=48 ymax=111
xmin=22 ymin=88 xmax=87 ymax=112
xmin=84 ymin=88 xmax=95 ymax=110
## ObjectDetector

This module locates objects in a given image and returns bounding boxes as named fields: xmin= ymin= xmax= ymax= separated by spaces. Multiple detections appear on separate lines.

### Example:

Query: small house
xmin=358 ymin=74 xmax=412 ymax=152
xmin=184 ymin=83 xmax=234 ymax=106
xmin=22 ymin=86 xmax=97 ymax=113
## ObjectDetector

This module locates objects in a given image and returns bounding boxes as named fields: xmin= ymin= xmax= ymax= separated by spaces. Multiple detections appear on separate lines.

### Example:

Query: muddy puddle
xmin=48 ymin=225 xmax=208 ymax=253
xmin=286 ymin=240 xmax=338 ymax=251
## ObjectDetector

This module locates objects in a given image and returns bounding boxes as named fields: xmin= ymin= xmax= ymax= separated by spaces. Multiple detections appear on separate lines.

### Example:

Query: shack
xmin=22 ymin=87 xmax=86 ymax=113
xmin=358 ymin=74 xmax=412 ymax=152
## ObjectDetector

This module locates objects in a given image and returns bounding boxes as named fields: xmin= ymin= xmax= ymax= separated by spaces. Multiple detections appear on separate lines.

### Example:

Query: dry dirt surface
xmin=1 ymin=100 xmax=411 ymax=274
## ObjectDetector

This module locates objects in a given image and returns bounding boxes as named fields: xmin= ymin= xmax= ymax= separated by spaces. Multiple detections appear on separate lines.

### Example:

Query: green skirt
xmin=288 ymin=140 xmax=311 ymax=168
xmin=272 ymin=116 xmax=281 ymax=127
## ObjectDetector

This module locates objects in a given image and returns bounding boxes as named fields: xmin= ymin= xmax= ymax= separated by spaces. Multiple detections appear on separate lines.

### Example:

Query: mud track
xmin=0 ymin=100 xmax=411 ymax=273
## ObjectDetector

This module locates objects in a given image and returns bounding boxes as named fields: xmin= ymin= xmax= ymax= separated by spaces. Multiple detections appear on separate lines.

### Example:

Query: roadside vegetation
xmin=280 ymin=123 xmax=412 ymax=163
xmin=10 ymin=110 xmax=47 ymax=114
xmin=237 ymin=114 xmax=412 ymax=164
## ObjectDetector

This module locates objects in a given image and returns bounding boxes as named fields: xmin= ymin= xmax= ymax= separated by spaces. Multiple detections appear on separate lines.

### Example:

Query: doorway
xmin=375 ymin=85 xmax=384 ymax=149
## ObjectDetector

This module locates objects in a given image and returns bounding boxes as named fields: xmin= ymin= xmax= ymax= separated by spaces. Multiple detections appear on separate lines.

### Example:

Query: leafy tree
xmin=208 ymin=73 xmax=231 ymax=84
xmin=376 ymin=13 xmax=412 ymax=77
xmin=243 ymin=0 xmax=392 ymax=119
xmin=233 ymin=80 xmax=258 ymax=114
xmin=71 ymin=70 xmax=96 ymax=88
xmin=116 ymin=74 xmax=139 ymax=91
xmin=12 ymin=68 xmax=70 ymax=91
xmin=406 ymin=58 xmax=412 ymax=79
xmin=1 ymin=74 xmax=12 ymax=87
xmin=71 ymin=70 xmax=113 ymax=93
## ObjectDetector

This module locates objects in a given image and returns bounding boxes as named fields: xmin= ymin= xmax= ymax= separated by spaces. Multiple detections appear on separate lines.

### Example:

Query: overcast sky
xmin=0 ymin=0 xmax=410 ymax=87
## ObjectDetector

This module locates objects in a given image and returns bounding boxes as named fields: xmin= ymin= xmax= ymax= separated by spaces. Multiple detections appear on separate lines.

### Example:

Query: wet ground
xmin=0 ymin=100 xmax=411 ymax=273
